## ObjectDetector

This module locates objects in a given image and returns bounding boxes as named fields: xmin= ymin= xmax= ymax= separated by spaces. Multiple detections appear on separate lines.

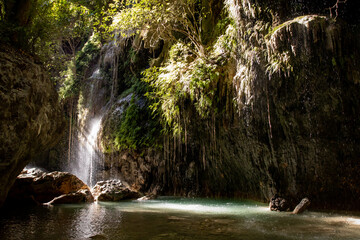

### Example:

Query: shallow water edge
xmin=1 ymin=197 xmax=359 ymax=240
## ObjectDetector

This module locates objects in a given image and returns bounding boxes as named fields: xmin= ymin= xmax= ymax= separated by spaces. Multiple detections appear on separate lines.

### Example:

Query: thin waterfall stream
xmin=74 ymin=116 xmax=103 ymax=187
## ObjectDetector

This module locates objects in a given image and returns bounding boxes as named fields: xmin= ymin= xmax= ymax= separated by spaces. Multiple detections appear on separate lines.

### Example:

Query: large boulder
xmin=92 ymin=179 xmax=140 ymax=201
xmin=5 ymin=168 xmax=94 ymax=205
xmin=0 ymin=45 xmax=64 ymax=207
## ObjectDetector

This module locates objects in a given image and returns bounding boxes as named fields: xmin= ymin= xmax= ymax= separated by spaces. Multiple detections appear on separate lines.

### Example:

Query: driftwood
xmin=293 ymin=198 xmax=311 ymax=214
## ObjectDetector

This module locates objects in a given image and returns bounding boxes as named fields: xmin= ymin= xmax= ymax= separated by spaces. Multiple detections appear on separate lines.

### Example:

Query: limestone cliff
xmin=33 ymin=0 xmax=360 ymax=210
xmin=99 ymin=1 xmax=360 ymax=209
xmin=0 ymin=45 xmax=64 ymax=207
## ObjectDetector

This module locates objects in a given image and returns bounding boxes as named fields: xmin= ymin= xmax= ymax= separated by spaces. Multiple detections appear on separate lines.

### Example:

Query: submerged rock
xmin=5 ymin=168 xmax=93 ymax=205
xmin=0 ymin=45 xmax=64 ymax=207
xmin=92 ymin=179 xmax=140 ymax=201
xmin=293 ymin=198 xmax=311 ymax=214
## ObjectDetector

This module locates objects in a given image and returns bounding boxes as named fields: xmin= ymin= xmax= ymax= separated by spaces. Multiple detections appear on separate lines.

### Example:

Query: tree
xmin=69 ymin=0 xmax=125 ymax=42
xmin=0 ymin=0 xmax=38 ymax=47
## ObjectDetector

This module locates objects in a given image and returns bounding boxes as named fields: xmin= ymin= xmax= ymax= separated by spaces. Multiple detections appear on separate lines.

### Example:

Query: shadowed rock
xmin=5 ymin=168 xmax=93 ymax=205
xmin=0 ymin=45 xmax=64 ymax=207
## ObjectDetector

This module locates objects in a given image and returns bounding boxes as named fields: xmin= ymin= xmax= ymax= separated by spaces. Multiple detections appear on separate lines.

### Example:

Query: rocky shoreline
xmin=6 ymin=168 xmax=312 ymax=216
xmin=4 ymin=168 xmax=143 ymax=206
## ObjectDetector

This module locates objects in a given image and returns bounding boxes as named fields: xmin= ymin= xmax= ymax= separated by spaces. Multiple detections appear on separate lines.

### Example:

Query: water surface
xmin=1 ymin=197 xmax=359 ymax=240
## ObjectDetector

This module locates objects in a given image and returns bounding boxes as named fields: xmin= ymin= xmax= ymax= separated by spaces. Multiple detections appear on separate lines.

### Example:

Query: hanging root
xmin=329 ymin=0 xmax=348 ymax=19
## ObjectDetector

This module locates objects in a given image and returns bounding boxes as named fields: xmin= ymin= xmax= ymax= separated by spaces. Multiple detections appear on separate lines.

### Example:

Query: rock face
xmin=99 ymin=3 xmax=360 ymax=210
xmin=5 ymin=168 xmax=93 ymax=205
xmin=99 ymin=11 xmax=360 ymax=210
xmin=222 ymin=5 xmax=360 ymax=209
xmin=0 ymin=45 xmax=64 ymax=207
xmin=293 ymin=198 xmax=311 ymax=214
xmin=100 ymin=150 xmax=160 ymax=193
xmin=92 ymin=180 xmax=140 ymax=201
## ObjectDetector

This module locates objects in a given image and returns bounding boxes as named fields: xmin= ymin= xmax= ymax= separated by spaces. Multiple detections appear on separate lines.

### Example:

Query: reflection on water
xmin=1 ymin=198 xmax=360 ymax=240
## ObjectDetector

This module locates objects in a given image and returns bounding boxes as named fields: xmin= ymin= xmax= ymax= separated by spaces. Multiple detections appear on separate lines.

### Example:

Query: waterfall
xmin=67 ymin=37 xmax=121 ymax=187
xmin=74 ymin=116 xmax=103 ymax=187
xmin=67 ymin=65 xmax=107 ymax=187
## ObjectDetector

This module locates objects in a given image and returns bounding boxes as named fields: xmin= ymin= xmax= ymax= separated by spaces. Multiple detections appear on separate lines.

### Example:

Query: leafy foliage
xmin=142 ymin=23 xmax=236 ymax=134
xmin=1 ymin=0 xmax=89 ymax=54
xmin=59 ymin=60 xmax=78 ymax=99
xmin=114 ymin=0 xmax=206 ymax=56
xmin=59 ymin=34 xmax=101 ymax=99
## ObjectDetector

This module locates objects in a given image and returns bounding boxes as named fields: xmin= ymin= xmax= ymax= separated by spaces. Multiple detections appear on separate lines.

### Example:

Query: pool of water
xmin=1 ymin=197 xmax=359 ymax=240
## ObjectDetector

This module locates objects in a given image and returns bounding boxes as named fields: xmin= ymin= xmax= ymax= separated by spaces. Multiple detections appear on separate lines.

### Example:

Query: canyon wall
xmin=99 ymin=0 xmax=360 ymax=209
xmin=0 ymin=45 xmax=64 ymax=207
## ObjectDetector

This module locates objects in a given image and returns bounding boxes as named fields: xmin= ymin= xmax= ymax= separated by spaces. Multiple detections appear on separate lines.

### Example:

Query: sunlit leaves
xmin=114 ymin=0 xmax=204 ymax=56
xmin=142 ymin=40 xmax=226 ymax=134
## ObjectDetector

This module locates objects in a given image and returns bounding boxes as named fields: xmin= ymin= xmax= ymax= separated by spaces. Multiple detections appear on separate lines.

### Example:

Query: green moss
xmin=266 ymin=15 xmax=326 ymax=39
xmin=113 ymin=96 xmax=162 ymax=150
xmin=266 ymin=21 xmax=288 ymax=38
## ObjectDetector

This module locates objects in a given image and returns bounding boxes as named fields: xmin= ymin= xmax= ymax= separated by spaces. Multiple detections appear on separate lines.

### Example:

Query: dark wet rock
xmin=0 ymin=45 xmax=64 ymax=207
xmin=46 ymin=189 xmax=94 ymax=205
xmin=5 ymin=168 xmax=92 ymax=204
xmin=92 ymin=179 xmax=140 ymax=201
xmin=269 ymin=195 xmax=290 ymax=212
xmin=293 ymin=198 xmax=311 ymax=214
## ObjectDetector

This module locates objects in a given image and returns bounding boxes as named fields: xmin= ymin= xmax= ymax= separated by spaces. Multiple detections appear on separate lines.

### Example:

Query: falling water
xmin=74 ymin=116 xmax=103 ymax=187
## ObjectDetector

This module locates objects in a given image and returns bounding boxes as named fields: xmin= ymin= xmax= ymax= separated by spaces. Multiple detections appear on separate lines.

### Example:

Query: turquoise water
xmin=1 ymin=197 xmax=360 ymax=240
